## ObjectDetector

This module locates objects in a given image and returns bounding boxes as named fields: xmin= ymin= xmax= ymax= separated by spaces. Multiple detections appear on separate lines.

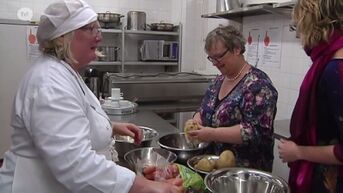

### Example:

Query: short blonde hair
xmin=293 ymin=0 xmax=343 ymax=48
xmin=39 ymin=31 xmax=78 ymax=65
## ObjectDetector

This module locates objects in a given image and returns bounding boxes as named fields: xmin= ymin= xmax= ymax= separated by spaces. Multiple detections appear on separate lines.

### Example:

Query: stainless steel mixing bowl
xmin=204 ymin=167 xmax=290 ymax=193
xmin=158 ymin=132 xmax=210 ymax=165
xmin=124 ymin=147 xmax=177 ymax=175
xmin=114 ymin=126 xmax=158 ymax=158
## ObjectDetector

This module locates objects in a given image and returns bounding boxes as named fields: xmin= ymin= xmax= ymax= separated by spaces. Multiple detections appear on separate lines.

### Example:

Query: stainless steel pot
xmin=216 ymin=0 xmax=240 ymax=12
xmin=127 ymin=11 xmax=146 ymax=30
xmin=98 ymin=12 xmax=124 ymax=24
xmin=148 ymin=22 xmax=174 ymax=31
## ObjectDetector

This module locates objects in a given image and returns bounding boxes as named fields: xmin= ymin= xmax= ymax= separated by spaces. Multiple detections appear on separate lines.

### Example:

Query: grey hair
xmin=205 ymin=25 xmax=246 ymax=54
xmin=39 ymin=31 xmax=78 ymax=64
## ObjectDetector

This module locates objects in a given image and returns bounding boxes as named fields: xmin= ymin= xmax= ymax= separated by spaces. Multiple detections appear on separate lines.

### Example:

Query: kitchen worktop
xmin=109 ymin=110 xmax=179 ymax=144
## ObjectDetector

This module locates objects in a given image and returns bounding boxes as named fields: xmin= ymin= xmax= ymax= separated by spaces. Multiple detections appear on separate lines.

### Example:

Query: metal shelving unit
xmin=201 ymin=1 xmax=295 ymax=22
xmin=91 ymin=25 xmax=182 ymax=73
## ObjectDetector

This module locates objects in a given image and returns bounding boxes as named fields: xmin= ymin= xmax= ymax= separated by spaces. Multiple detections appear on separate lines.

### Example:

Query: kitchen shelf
xmin=273 ymin=1 xmax=296 ymax=8
xmin=201 ymin=1 xmax=294 ymax=21
xmin=202 ymin=4 xmax=274 ymax=19
xmin=101 ymin=28 xmax=122 ymax=34
xmin=123 ymin=61 xmax=178 ymax=66
xmin=124 ymin=29 xmax=179 ymax=36
xmin=89 ymin=61 xmax=121 ymax=66
xmin=93 ymin=24 xmax=182 ymax=72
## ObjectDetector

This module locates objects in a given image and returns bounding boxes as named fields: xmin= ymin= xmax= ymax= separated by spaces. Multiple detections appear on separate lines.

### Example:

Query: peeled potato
xmin=184 ymin=119 xmax=199 ymax=133
xmin=194 ymin=157 xmax=215 ymax=172
xmin=216 ymin=150 xmax=235 ymax=169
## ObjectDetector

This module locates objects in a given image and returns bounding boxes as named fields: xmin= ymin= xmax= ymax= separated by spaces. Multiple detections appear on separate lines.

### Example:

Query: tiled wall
xmin=242 ymin=14 xmax=311 ymax=120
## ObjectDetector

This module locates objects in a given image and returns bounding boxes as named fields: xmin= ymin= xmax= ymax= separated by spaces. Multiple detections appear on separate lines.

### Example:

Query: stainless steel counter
xmin=137 ymin=100 xmax=200 ymax=113
xmin=109 ymin=110 xmax=179 ymax=145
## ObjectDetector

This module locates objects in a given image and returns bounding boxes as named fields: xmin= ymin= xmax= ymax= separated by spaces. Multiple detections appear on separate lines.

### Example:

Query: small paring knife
xmin=273 ymin=133 xmax=289 ymax=141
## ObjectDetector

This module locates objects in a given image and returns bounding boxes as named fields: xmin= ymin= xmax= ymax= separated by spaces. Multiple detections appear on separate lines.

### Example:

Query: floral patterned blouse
xmin=199 ymin=66 xmax=278 ymax=171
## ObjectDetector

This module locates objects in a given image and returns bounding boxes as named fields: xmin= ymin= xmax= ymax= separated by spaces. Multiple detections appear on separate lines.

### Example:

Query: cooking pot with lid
xmin=98 ymin=12 xmax=124 ymax=23
xmin=148 ymin=22 xmax=175 ymax=31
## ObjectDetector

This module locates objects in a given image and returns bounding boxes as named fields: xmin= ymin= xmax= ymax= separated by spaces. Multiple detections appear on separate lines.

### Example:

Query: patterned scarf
xmin=289 ymin=30 xmax=343 ymax=193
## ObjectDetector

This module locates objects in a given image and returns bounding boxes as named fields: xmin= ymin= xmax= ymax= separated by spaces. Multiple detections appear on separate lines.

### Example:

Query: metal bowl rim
xmin=204 ymin=167 xmax=290 ymax=193
xmin=123 ymin=146 xmax=177 ymax=163
xmin=187 ymin=154 xmax=220 ymax=175
xmin=158 ymin=132 xmax=210 ymax=151
xmin=115 ymin=126 xmax=158 ymax=142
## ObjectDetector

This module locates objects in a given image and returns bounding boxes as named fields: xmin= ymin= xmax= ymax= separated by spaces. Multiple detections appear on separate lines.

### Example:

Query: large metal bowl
xmin=124 ymin=147 xmax=177 ymax=175
xmin=205 ymin=167 xmax=290 ymax=193
xmin=114 ymin=126 xmax=158 ymax=158
xmin=158 ymin=132 xmax=209 ymax=165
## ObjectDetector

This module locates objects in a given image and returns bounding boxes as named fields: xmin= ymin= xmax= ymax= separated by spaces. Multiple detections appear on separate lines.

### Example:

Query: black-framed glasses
xmin=80 ymin=25 xmax=102 ymax=36
xmin=207 ymin=48 xmax=230 ymax=63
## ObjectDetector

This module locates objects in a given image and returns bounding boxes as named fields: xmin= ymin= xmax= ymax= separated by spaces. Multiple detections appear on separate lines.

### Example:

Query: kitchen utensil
xmin=273 ymin=133 xmax=288 ymax=140
xmin=187 ymin=155 xmax=220 ymax=176
xmin=158 ymin=132 xmax=209 ymax=165
xmin=216 ymin=0 xmax=241 ymax=12
xmin=148 ymin=22 xmax=175 ymax=31
xmin=127 ymin=11 xmax=146 ymax=30
xmin=124 ymin=147 xmax=177 ymax=175
xmin=97 ymin=12 xmax=123 ymax=28
xmin=107 ymin=46 xmax=120 ymax=61
xmin=205 ymin=167 xmax=290 ymax=193
xmin=114 ymin=126 xmax=158 ymax=158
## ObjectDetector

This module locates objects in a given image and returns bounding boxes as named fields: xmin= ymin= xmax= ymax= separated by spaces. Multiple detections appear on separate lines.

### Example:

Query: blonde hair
xmin=293 ymin=0 xmax=343 ymax=48
xmin=39 ymin=31 xmax=78 ymax=64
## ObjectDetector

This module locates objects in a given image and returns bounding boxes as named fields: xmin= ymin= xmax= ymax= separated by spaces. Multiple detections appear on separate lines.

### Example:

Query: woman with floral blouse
xmin=187 ymin=25 xmax=278 ymax=172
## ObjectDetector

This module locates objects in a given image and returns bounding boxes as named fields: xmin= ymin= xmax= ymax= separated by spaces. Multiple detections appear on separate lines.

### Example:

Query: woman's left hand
xmin=187 ymin=124 xmax=215 ymax=142
xmin=278 ymin=139 xmax=300 ymax=163
xmin=112 ymin=122 xmax=143 ymax=144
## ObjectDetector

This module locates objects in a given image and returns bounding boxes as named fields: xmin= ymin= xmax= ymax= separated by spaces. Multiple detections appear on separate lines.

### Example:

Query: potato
xmin=216 ymin=150 xmax=235 ymax=169
xmin=194 ymin=157 xmax=215 ymax=172
xmin=184 ymin=119 xmax=199 ymax=133
xmin=184 ymin=119 xmax=200 ymax=143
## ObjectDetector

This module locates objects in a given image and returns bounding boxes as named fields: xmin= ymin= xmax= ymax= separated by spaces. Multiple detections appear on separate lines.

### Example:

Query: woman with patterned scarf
xmin=278 ymin=0 xmax=343 ymax=193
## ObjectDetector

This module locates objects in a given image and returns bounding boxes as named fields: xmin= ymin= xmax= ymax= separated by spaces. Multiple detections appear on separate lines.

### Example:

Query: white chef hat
xmin=37 ymin=0 xmax=97 ymax=44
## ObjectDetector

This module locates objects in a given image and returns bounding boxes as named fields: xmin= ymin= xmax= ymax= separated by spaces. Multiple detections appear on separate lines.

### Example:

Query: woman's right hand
xmin=129 ymin=175 xmax=183 ymax=193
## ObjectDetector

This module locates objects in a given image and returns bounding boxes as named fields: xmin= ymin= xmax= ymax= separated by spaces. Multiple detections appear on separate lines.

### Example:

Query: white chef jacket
xmin=0 ymin=55 xmax=135 ymax=193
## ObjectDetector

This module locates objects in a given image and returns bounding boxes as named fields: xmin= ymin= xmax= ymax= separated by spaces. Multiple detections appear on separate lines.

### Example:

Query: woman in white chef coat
xmin=0 ymin=1 xmax=183 ymax=193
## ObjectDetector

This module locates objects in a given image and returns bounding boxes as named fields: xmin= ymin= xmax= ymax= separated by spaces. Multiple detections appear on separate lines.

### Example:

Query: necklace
xmin=226 ymin=63 xmax=247 ymax=82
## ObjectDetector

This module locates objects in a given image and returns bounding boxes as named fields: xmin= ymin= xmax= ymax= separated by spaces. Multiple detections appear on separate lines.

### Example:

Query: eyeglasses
xmin=80 ymin=25 xmax=102 ymax=36
xmin=207 ymin=48 xmax=230 ymax=63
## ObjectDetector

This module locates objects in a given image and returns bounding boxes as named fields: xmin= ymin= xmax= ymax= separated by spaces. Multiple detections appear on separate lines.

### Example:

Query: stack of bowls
xmin=158 ymin=132 xmax=210 ymax=165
